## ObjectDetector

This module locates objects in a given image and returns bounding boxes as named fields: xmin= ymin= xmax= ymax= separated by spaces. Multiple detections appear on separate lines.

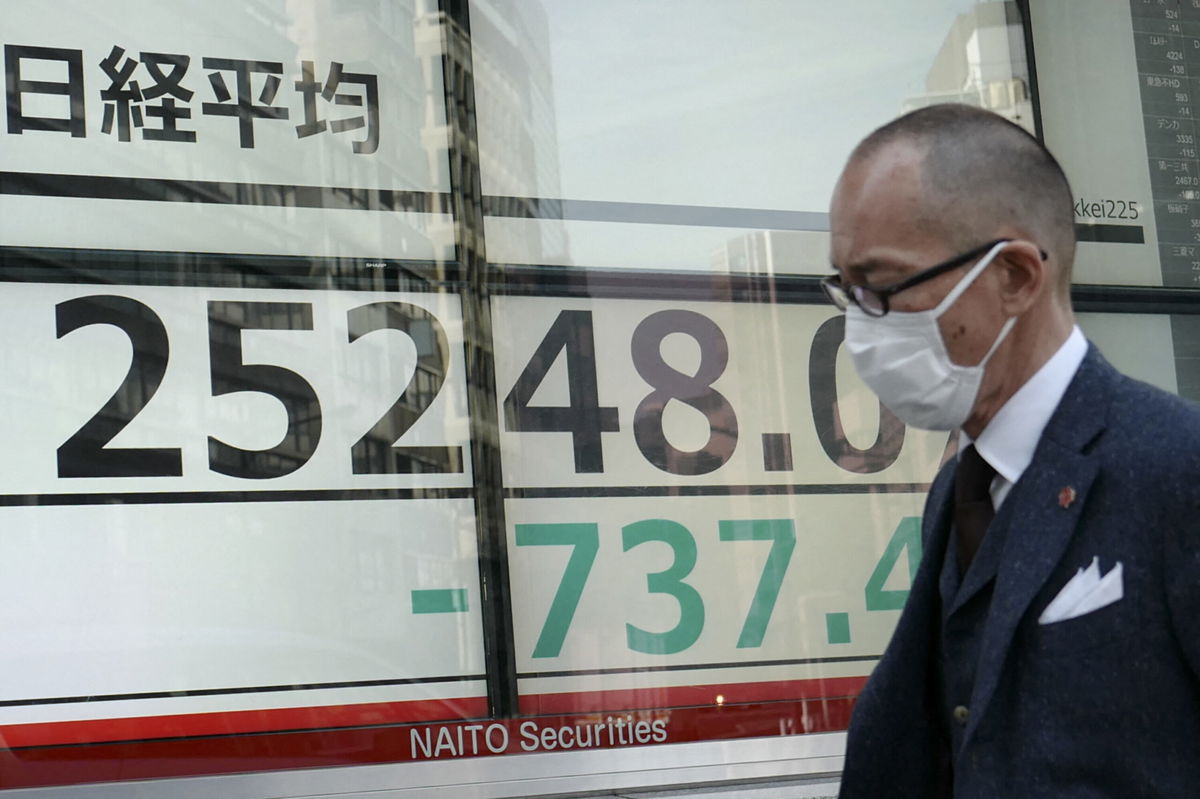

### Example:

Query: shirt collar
xmin=960 ymin=325 xmax=1087 ymax=486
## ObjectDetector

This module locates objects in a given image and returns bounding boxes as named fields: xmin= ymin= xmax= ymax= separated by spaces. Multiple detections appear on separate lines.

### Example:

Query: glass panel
xmin=0 ymin=0 xmax=487 ymax=789
xmin=493 ymin=295 xmax=946 ymax=726
xmin=1033 ymin=0 xmax=1200 ymax=287
xmin=1078 ymin=311 xmax=1179 ymax=391
xmin=1076 ymin=308 xmax=1200 ymax=403
xmin=12 ymin=0 xmax=1193 ymax=794
xmin=0 ymin=0 xmax=453 ymax=260
xmin=471 ymin=0 xmax=1033 ymax=274
xmin=1033 ymin=0 xmax=1200 ymax=410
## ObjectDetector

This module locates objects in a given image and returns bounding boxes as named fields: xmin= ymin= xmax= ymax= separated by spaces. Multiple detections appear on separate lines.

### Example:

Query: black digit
xmin=503 ymin=310 xmax=619 ymax=473
xmin=808 ymin=315 xmax=904 ymax=473
xmin=207 ymin=302 xmax=321 ymax=479
xmin=630 ymin=310 xmax=737 ymax=475
xmin=55 ymin=296 xmax=183 ymax=478
xmin=347 ymin=302 xmax=463 ymax=474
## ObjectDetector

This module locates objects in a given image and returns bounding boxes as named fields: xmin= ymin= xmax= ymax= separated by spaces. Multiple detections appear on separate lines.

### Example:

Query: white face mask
xmin=843 ymin=240 xmax=1017 ymax=431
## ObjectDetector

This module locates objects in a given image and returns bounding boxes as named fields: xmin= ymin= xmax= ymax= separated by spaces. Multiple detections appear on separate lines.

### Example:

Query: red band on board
xmin=0 ymin=679 xmax=863 ymax=790
xmin=0 ymin=696 xmax=489 ymax=748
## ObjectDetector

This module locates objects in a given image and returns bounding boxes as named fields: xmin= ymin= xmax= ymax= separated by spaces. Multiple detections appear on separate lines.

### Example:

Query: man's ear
xmin=994 ymin=241 xmax=1045 ymax=316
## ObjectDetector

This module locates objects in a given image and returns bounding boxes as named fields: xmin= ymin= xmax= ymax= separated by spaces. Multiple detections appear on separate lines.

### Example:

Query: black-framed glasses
xmin=821 ymin=238 xmax=1043 ymax=318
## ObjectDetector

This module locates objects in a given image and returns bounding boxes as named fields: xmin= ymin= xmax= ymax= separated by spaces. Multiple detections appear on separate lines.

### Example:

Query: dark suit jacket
xmin=839 ymin=345 xmax=1200 ymax=798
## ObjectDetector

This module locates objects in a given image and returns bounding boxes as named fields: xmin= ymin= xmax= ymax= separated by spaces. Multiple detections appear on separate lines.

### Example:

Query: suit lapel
xmin=962 ymin=345 xmax=1115 ymax=745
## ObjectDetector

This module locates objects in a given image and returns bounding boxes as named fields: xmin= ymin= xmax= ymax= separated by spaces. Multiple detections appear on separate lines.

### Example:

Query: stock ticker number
xmin=503 ymin=309 xmax=906 ymax=476
xmin=517 ymin=515 xmax=923 ymax=657
xmin=517 ymin=519 xmax=797 ymax=656
xmin=54 ymin=295 xmax=461 ymax=480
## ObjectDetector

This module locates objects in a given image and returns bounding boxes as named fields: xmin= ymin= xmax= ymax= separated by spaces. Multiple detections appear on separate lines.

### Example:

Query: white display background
xmin=0 ymin=0 xmax=446 ymax=190
xmin=0 ymin=498 xmax=485 ymax=722
xmin=0 ymin=0 xmax=453 ymax=259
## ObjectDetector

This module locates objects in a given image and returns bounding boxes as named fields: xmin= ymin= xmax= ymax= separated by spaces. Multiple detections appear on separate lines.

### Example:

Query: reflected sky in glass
xmin=477 ymin=0 xmax=989 ymax=212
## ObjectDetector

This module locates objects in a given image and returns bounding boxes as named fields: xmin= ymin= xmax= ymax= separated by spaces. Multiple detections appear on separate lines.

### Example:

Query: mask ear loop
xmin=934 ymin=239 xmax=1019 ymax=368
xmin=931 ymin=239 xmax=1010 ymax=317
xmin=979 ymin=314 xmax=1018 ymax=364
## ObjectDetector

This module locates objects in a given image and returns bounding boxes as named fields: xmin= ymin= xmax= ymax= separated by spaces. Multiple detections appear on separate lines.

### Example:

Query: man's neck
xmin=963 ymin=311 xmax=1075 ymax=439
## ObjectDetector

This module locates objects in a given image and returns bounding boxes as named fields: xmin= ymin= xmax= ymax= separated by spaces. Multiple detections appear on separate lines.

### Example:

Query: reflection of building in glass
xmin=712 ymin=6 xmax=1036 ymax=278
xmin=710 ymin=229 xmax=828 ymax=277
xmin=288 ymin=0 xmax=452 ymax=285
xmin=417 ymin=0 xmax=566 ymax=263
xmin=414 ymin=0 xmax=461 ymax=260
xmin=288 ymin=0 xmax=426 ymax=190
xmin=474 ymin=0 xmax=567 ymax=263
xmin=902 ymin=1 xmax=1033 ymax=131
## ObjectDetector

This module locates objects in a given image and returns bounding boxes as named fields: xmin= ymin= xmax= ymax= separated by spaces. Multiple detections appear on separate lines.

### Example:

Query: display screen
xmin=493 ymin=296 xmax=942 ymax=720
xmin=1 ymin=0 xmax=1196 ymax=793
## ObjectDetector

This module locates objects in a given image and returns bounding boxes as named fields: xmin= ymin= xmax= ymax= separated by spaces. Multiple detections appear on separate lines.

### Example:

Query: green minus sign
xmin=411 ymin=588 xmax=469 ymax=614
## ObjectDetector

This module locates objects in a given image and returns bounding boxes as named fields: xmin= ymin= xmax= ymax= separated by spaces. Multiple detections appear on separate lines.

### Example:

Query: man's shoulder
xmin=1106 ymin=369 xmax=1200 ymax=453
xmin=1088 ymin=366 xmax=1200 ymax=508
xmin=1032 ymin=347 xmax=1200 ymax=506
xmin=1062 ymin=345 xmax=1200 ymax=455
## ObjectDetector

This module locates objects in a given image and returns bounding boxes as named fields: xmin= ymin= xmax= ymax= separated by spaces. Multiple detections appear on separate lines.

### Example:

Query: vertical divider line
xmin=436 ymin=0 xmax=519 ymax=718
xmin=1017 ymin=0 xmax=1046 ymax=142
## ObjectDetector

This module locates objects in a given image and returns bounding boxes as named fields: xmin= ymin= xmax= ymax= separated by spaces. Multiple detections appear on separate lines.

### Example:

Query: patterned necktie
xmin=954 ymin=445 xmax=996 ymax=574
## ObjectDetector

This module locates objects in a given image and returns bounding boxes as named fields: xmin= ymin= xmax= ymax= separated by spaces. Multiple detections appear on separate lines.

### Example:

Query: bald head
xmin=846 ymin=104 xmax=1076 ymax=300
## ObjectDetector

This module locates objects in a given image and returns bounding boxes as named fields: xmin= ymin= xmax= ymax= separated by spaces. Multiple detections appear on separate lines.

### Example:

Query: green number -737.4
xmin=515 ymin=518 xmax=796 ymax=658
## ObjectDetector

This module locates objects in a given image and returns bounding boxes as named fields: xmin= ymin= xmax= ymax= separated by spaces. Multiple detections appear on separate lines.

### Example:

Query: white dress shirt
xmin=959 ymin=325 xmax=1088 ymax=510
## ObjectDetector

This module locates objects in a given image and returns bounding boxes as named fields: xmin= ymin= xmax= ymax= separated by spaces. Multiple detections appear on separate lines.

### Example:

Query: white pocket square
xmin=1038 ymin=557 xmax=1123 ymax=625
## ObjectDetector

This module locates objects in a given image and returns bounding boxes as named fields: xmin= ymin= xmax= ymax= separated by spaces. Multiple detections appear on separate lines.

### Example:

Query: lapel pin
xmin=1058 ymin=486 xmax=1077 ymax=509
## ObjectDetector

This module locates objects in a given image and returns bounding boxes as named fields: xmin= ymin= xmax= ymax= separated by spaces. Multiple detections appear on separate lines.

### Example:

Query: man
xmin=825 ymin=103 xmax=1200 ymax=797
